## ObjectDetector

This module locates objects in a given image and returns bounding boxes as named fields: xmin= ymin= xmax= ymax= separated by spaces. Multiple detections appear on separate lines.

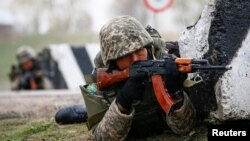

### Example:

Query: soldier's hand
xmin=116 ymin=74 xmax=146 ymax=113
xmin=164 ymin=58 xmax=187 ymax=94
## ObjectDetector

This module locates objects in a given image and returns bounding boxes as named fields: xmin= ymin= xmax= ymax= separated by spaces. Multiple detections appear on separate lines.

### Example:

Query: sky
xmin=85 ymin=0 xmax=206 ymax=36
xmin=83 ymin=0 xmax=113 ymax=32
xmin=0 ymin=0 xmax=207 ymax=37
xmin=85 ymin=0 xmax=185 ymax=36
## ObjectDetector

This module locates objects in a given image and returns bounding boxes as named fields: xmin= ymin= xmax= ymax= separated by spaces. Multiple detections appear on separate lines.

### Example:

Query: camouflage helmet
xmin=99 ymin=15 xmax=153 ymax=65
xmin=16 ymin=45 xmax=36 ymax=63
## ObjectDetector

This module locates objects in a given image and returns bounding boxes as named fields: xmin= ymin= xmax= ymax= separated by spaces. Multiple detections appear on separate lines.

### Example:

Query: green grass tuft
xmin=0 ymin=118 xmax=88 ymax=141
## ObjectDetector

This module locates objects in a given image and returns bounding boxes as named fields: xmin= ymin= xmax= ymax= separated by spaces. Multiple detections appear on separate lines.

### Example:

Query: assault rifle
xmin=96 ymin=58 xmax=231 ymax=113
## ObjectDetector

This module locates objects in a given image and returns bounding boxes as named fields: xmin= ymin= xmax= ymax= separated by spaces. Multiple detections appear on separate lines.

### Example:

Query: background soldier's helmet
xmin=16 ymin=45 xmax=36 ymax=63
xmin=99 ymin=15 xmax=153 ymax=65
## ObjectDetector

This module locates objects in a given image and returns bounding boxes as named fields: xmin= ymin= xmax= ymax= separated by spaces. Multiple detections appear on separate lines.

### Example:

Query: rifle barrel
xmin=193 ymin=65 xmax=232 ymax=70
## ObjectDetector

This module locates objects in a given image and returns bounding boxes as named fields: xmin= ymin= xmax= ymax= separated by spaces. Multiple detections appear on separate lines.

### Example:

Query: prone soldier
xmin=81 ymin=15 xmax=196 ymax=140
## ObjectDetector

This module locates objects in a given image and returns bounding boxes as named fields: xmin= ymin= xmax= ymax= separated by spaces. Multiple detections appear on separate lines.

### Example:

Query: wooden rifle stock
xmin=97 ymin=68 xmax=129 ymax=90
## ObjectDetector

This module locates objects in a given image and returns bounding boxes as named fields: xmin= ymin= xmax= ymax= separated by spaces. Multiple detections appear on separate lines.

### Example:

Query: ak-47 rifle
xmin=96 ymin=58 xmax=231 ymax=113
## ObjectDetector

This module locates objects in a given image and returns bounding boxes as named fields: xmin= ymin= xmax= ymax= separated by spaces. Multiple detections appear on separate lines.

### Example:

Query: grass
xmin=0 ymin=118 xmax=87 ymax=141
xmin=0 ymin=32 xmax=98 ymax=90
xmin=0 ymin=117 xmax=207 ymax=141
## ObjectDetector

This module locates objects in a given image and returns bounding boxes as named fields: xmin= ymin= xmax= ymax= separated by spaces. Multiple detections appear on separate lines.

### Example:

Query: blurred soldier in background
xmin=8 ymin=45 xmax=87 ymax=124
xmin=9 ymin=45 xmax=51 ymax=90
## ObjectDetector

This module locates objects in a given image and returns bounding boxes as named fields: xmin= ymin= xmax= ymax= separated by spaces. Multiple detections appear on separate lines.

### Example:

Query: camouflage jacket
xmin=83 ymin=38 xmax=196 ymax=141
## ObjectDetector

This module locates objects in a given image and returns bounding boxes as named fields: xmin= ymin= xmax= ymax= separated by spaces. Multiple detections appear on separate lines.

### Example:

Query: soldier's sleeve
xmin=151 ymin=37 xmax=182 ymax=60
xmin=92 ymin=100 xmax=134 ymax=141
xmin=165 ymin=91 xmax=196 ymax=134
xmin=152 ymin=37 xmax=169 ymax=59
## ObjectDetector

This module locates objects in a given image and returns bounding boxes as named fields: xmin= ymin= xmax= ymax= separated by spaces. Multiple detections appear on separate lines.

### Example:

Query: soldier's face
xmin=116 ymin=48 xmax=148 ymax=70
xmin=21 ymin=60 xmax=34 ymax=71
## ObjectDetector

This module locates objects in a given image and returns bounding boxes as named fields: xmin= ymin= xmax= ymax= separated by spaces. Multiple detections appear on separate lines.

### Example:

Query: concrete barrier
xmin=179 ymin=0 xmax=250 ymax=120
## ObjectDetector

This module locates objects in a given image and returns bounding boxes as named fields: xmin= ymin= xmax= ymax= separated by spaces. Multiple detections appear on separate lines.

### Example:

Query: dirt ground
xmin=0 ymin=90 xmax=84 ymax=119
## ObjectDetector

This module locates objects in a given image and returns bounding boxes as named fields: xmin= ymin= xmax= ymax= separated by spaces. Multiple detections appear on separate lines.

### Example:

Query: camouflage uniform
xmin=82 ymin=15 xmax=195 ymax=140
